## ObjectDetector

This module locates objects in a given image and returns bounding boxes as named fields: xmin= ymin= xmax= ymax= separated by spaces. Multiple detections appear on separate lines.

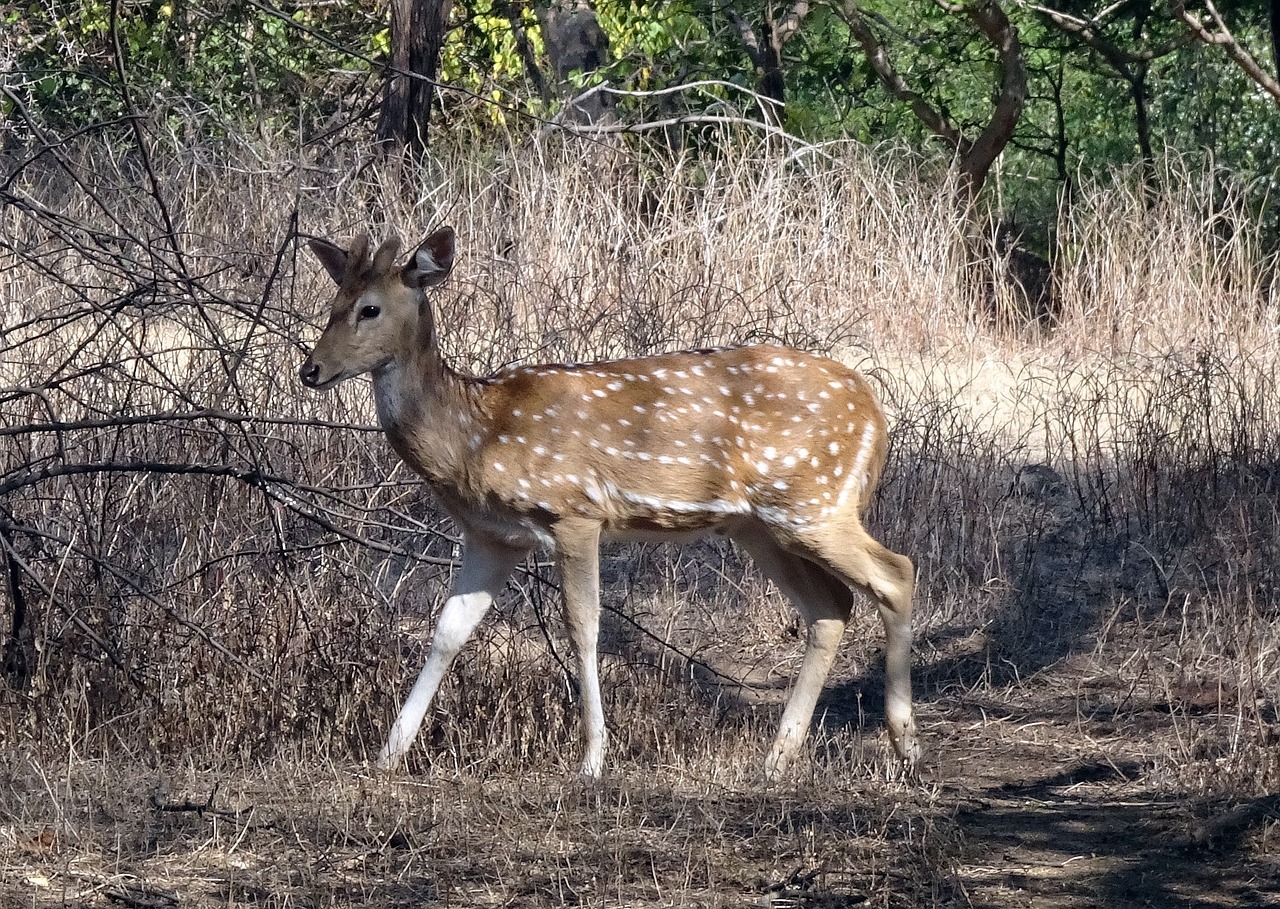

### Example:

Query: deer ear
xmin=403 ymin=226 xmax=456 ymax=288
xmin=308 ymin=238 xmax=349 ymax=285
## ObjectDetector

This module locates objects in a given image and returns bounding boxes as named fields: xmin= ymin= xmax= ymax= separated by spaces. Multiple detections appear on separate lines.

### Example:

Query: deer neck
xmin=371 ymin=335 xmax=483 ymax=488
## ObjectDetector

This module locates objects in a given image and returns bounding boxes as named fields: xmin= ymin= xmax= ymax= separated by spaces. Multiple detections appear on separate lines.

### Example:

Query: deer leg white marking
xmin=732 ymin=530 xmax=854 ymax=780
xmin=554 ymin=518 xmax=608 ymax=780
xmin=376 ymin=535 xmax=529 ymax=771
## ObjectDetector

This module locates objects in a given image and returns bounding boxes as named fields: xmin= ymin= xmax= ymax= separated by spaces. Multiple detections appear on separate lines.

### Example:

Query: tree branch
xmin=842 ymin=1 xmax=965 ymax=150
xmin=961 ymin=0 xmax=1028 ymax=193
xmin=776 ymin=0 xmax=813 ymax=45
xmin=726 ymin=6 xmax=766 ymax=69
xmin=1172 ymin=0 xmax=1280 ymax=102
xmin=1026 ymin=3 xmax=1192 ymax=75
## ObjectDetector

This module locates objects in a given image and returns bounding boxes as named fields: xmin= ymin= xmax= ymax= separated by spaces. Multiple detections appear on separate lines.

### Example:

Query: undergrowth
xmin=1 ymin=127 xmax=1278 ymax=907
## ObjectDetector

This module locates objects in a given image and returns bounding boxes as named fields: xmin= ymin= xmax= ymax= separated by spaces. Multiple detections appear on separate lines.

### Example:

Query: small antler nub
xmin=371 ymin=235 xmax=403 ymax=276
xmin=346 ymin=233 xmax=371 ymax=281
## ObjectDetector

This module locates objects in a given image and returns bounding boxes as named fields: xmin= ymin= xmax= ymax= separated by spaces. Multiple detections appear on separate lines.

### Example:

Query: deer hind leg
xmin=377 ymin=534 xmax=529 ymax=771
xmin=731 ymin=529 xmax=857 ymax=781
xmin=553 ymin=518 xmax=608 ymax=780
xmin=799 ymin=522 xmax=918 ymax=773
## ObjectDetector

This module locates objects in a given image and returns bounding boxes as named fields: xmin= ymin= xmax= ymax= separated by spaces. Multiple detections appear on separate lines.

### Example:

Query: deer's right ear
xmin=403 ymin=226 xmax=456 ymax=289
xmin=308 ymin=238 xmax=349 ymax=285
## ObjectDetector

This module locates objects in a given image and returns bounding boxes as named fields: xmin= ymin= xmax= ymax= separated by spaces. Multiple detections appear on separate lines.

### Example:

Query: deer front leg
xmin=554 ymin=519 xmax=607 ymax=780
xmin=377 ymin=535 xmax=529 ymax=771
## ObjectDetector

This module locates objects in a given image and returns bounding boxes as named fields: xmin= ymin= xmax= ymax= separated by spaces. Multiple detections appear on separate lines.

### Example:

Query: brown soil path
xmin=927 ymin=693 xmax=1280 ymax=908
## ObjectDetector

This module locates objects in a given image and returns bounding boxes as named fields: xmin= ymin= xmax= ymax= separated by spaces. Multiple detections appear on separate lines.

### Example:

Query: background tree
xmin=1029 ymin=2 xmax=1192 ymax=181
xmin=5 ymin=0 xmax=1280 ymax=240
xmin=538 ymin=0 xmax=616 ymax=123
xmin=724 ymin=0 xmax=814 ymax=125
xmin=1172 ymin=0 xmax=1280 ymax=102
xmin=841 ymin=0 xmax=1028 ymax=200
xmin=377 ymin=0 xmax=454 ymax=153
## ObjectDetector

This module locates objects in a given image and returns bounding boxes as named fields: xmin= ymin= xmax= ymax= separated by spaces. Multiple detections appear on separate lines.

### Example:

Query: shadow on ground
xmin=943 ymin=750 xmax=1280 ymax=909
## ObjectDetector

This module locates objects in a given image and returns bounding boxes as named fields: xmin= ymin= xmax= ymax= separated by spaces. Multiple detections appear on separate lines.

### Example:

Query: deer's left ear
xmin=308 ymin=238 xmax=349 ymax=285
xmin=403 ymin=226 xmax=456 ymax=288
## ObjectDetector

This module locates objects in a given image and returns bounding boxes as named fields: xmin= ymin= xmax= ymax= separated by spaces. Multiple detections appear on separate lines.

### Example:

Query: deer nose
xmin=300 ymin=362 xmax=322 ymax=387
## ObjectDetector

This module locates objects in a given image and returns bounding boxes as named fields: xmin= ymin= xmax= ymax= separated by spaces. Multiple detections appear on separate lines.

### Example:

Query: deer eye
xmin=359 ymin=304 xmax=381 ymax=320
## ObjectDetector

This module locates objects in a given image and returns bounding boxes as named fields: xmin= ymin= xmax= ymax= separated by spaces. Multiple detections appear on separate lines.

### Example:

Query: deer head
xmin=299 ymin=227 xmax=456 ymax=390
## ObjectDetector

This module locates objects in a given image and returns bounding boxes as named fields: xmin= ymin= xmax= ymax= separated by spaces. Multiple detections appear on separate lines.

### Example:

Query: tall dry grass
xmin=1 ymin=127 xmax=1278 ymax=890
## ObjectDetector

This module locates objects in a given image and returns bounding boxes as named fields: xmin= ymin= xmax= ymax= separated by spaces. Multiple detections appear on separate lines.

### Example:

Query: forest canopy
xmin=4 ymin=0 xmax=1280 ymax=234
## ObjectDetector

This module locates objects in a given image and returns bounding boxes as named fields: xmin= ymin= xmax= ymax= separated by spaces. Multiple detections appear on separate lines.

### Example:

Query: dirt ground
xmin=928 ymin=687 xmax=1280 ymax=908
xmin=4 ymin=482 xmax=1278 ymax=908
xmin=765 ymin=720 xmax=1277 ymax=909
xmin=4 ymin=372 xmax=1278 ymax=906
xmin=5 ymin=647 xmax=1277 ymax=909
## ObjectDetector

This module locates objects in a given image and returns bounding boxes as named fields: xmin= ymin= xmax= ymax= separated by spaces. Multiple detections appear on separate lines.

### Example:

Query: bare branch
xmin=842 ymin=1 xmax=964 ymax=149
xmin=547 ymin=109 xmax=828 ymax=156
xmin=0 ymin=526 xmax=133 ymax=677
xmin=0 ymin=409 xmax=379 ymax=440
xmin=1172 ymin=0 xmax=1280 ymax=102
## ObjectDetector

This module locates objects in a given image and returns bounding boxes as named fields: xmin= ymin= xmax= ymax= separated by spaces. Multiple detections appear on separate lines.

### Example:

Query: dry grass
xmin=0 ymin=753 xmax=951 ymax=908
xmin=1 ymin=128 xmax=1278 ymax=906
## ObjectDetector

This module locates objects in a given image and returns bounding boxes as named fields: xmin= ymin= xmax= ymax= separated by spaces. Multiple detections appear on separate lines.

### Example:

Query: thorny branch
xmin=0 ymin=25 xmax=842 ymax=760
xmin=1 ymin=86 xmax=769 ymax=742
xmin=0 ymin=86 xmax=477 ymax=706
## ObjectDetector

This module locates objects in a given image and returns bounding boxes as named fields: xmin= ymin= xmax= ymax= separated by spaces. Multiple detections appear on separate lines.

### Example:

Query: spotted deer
xmin=299 ymin=227 xmax=918 ymax=779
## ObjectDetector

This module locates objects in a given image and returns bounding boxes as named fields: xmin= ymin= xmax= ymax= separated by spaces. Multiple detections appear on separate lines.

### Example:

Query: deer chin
xmin=311 ymin=373 xmax=348 ymax=391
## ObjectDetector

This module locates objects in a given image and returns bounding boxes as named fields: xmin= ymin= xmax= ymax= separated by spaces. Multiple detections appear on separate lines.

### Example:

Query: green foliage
xmin=5 ymin=0 xmax=1279 ymax=241
xmin=5 ymin=0 xmax=378 ymax=135
xmin=1153 ymin=38 xmax=1280 ymax=186
xmin=443 ymin=0 xmax=539 ymax=119
xmin=757 ymin=0 xmax=1279 ymax=229
xmin=596 ymin=0 xmax=712 ymax=87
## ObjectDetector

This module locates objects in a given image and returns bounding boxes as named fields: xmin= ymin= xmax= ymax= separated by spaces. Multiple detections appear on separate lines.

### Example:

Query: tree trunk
xmin=1049 ymin=57 xmax=1069 ymax=186
xmin=376 ymin=0 xmax=454 ymax=155
xmin=1129 ymin=64 xmax=1155 ymax=184
xmin=728 ymin=1 xmax=811 ymax=127
xmin=955 ymin=1 xmax=1027 ymax=200
xmin=758 ymin=16 xmax=788 ymax=125
xmin=539 ymin=0 xmax=614 ymax=124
